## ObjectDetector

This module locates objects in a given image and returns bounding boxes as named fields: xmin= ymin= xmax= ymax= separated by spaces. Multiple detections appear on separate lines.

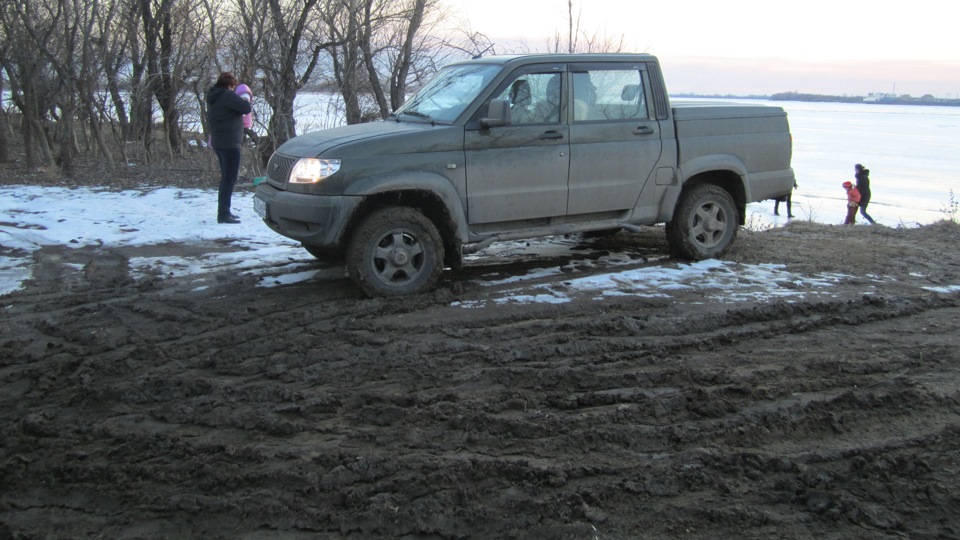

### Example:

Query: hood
xmin=236 ymin=83 xmax=252 ymax=97
xmin=206 ymin=86 xmax=229 ymax=105
xmin=277 ymin=120 xmax=461 ymax=159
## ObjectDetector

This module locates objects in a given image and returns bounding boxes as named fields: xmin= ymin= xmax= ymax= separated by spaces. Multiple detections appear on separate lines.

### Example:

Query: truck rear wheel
xmin=666 ymin=184 xmax=739 ymax=260
xmin=346 ymin=207 xmax=444 ymax=297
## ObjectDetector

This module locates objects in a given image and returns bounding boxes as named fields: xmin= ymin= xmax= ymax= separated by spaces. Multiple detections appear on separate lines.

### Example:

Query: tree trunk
xmin=80 ymin=86 xmax=115 ymax=168
xmin=158 ymin=15 xmax=183 ymax=153
xmin=359 ymin=1 xmax=388 ymax=119
xmin=140 ymin=0 xmax=183 ymax=156
xmin=388 ymin=0 xmax=428 ymax=113
xmin=21 ymin=91 xmax=54 ymax=168
xmin=58 ymin=116 xmax=75 ymax=175
xmin=105 ymin=65 xmax=131 ymax=142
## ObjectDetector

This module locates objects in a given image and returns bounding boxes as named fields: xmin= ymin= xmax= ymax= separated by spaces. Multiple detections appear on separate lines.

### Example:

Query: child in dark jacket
xmin=843 ymin=181 xmax=861 ymax=225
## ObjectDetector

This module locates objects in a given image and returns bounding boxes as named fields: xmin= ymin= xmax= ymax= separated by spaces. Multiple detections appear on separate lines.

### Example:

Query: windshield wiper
xmin=400 ymin=110 xmax=433 ymax=121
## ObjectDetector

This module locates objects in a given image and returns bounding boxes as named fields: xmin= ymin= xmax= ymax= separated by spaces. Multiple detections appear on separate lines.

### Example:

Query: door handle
xmin=539 ymin=130 xmax=564 ymax=140
xmin=633 ymin=126 xmax=655 ymax=135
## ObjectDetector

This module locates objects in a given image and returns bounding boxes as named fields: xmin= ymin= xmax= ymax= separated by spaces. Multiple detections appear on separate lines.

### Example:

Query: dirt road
xmin=2 ymin=221 xmax=959 ymax=538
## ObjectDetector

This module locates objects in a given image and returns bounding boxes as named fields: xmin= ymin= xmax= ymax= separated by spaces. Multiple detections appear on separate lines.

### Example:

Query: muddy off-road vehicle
xmin=254 ymin=54 xmax=795 ymax=297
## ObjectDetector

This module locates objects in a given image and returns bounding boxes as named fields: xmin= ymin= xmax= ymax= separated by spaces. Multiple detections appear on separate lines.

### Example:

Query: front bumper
xmin=253 ymin=183 xmax=361 ymax=247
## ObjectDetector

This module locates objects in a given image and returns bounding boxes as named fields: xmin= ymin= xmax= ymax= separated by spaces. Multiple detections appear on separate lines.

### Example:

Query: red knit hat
xmin=842 ymin=181 xmax=853 ymax=188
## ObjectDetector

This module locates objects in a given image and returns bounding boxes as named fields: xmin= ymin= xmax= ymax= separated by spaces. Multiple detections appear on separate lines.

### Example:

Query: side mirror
xmin=480 ymin=99 xmax=511 ymax=128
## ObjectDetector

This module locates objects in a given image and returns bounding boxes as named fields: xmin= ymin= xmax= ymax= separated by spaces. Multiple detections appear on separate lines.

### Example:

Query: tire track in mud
xmin=309 ymin=293 xmax=960 ymax=538
xmin=4 ymin=274 xmax=959 ymax=537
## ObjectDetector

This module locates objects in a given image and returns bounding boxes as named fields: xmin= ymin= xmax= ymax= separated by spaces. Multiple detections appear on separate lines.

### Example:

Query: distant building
xmin=864 ymin=92 xmax=896 ymax=103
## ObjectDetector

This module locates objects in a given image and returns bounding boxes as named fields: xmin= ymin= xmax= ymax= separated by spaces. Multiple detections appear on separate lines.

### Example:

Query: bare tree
xmin=436 ymin=18 xmax=496 ymax=60
xmin=0 ymin=55 xmax=56 ymax=169
xmin=226 ymin=0 xmax=263 ymax=83
xmin=100 ymin=0 xmax=135 ymax=148
xmin=324 ymin=0 xmax=366 ymax=124
xmin=137 ymin=0 xmax=180 ymax=153
xmin=73 ymin=0 xmax=118 ymax=168
xmin=130 ymin=0 xmax=217 ymax=158
xmin=549 ymin=0 xmax=626 ymax=54
xmin=326 ymin=0 xmax=446 ymax=124
xmin=138 ymin=0 xmax=190 ymax=155
xmin=378 ymin=0 xmax=445 ymax=114
xmin=175 ymin=0 xmax=223 ymax=147
xmin=251 ymin=0 xmax=346 ymax=163
xmin=2 ymin=0 xmax=65 ymax=169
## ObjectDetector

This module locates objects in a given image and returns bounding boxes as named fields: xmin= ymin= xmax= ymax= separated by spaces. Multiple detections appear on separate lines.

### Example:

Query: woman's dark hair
xmin=215 ymin=72 xmax=238 ymax=89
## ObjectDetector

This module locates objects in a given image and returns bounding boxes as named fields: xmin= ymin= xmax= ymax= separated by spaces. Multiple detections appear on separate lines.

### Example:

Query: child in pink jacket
xmin=843 ymin=181 xmax=861 ymax=225
xmin=235 ymin=83 xmax=257 ymax=143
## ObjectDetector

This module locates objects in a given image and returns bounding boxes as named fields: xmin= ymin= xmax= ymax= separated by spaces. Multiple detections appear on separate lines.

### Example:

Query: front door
xmin=464 ymin=67 xmax=569 ymax=225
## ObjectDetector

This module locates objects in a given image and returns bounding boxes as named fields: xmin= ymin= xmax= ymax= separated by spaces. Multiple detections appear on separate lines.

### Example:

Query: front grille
xmin=266 ymin=154 xmax=297 ymax=186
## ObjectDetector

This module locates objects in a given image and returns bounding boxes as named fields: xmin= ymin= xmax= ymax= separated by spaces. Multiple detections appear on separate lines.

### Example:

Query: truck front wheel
xmin=346 ymin=207 xmax=445 ymax=297
xmin=666 ymin=184 xmax=739 ymax=260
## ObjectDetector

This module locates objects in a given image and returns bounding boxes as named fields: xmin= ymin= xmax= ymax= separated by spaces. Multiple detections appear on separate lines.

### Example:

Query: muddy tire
xmin=346 ymin=207 xmax=444 ymax=297
xmin=302 ymin=243 xmax=343 ymax=262
xmin=666 ymin=184 xmax=739 ymax=260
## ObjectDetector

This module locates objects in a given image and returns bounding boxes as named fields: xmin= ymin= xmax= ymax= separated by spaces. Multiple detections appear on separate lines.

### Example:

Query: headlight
xmin=289 ymin=158 xmax=341 ymax=184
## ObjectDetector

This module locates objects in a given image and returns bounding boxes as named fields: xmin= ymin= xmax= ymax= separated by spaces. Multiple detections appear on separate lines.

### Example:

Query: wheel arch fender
xmin=677 ymin=155 xmax=748 ymax=225
xmin=342 ymin=172 xmax=469 ymax=269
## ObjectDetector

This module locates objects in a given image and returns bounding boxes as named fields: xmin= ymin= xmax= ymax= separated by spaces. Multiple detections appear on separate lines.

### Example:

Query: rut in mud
xmin=2 ymin=221 xmax=960 ymax=539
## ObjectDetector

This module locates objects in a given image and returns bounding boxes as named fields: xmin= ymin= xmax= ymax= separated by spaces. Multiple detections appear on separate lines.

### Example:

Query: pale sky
xmin=441 ymin=0 xmax=960 ymax=97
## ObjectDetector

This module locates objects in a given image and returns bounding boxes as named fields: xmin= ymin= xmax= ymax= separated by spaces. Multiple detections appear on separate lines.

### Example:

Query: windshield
xmin=394 ymin=64 xmax=501 ymax=123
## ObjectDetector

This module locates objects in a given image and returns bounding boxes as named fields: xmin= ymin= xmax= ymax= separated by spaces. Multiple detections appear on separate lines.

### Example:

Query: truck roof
xmin=451 ymin=53 xmax=658 ymax=67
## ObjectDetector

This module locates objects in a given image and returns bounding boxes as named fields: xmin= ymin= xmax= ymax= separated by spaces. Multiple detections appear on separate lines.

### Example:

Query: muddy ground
xmin=2 ymin=136 xmax=960 ymax=538
xmin=2 ymin=191 xmax=960 ymax=539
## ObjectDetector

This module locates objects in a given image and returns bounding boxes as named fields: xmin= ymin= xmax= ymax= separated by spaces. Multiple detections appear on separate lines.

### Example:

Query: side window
xmin=491 ymin=72 xmax=562 ymax=125
xmin=573 ymin=69 xmax=648 ymax=122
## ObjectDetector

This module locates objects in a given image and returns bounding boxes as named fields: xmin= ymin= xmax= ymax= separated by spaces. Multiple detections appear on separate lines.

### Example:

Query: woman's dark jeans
xmin=214 ymin=147 xmax=241 ymax=219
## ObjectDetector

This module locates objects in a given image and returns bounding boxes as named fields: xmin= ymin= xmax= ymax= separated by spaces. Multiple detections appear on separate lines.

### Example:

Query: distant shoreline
xmin=672 ymin=92 xmax=960 ymax=107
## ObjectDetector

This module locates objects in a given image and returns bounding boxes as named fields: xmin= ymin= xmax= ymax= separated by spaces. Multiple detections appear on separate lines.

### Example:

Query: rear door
xmin=567 ymin=62 xmax=663 ymax=215
xmin=463 ymin=64 xmax=569 ymax=225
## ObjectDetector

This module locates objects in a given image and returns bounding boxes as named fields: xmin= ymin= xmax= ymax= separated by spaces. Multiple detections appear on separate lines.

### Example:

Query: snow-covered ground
xmin=0 ymin=183 xmax=947 ymax=303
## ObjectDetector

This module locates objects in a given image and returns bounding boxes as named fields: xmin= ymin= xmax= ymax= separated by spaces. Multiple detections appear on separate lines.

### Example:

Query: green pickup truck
xmin=254 ymin=53 xmax=795 ymax=297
